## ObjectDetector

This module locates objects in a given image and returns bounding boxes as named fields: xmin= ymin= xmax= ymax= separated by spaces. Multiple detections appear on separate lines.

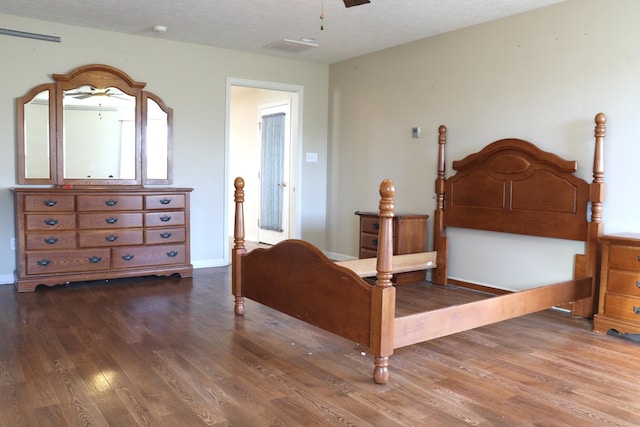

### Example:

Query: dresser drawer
xmin=24 ymin=194 xmax=75 ymax=212
xmin=145 ymin=194 xmax=186 ymax=210
xmin=607 ymin=269 xmax=640 ymax=297
xmin=112 ymin=244 xmax=186 ymax=269
xmin=26 ymin=232 xmax=77 ymax=250
xmin=608 ymin=245 xmax=640 ymax=271
xmin=78 ymin=229 xmax=143 ymax=247
xmin=145 ymin=227 xmax=186 ymax=244
xmin=26 ymin=249 xmax=110 ymax=275
xmin=78 ymin=213 xmax=143 ymax=229
xmin=77 ymin=195 xmax=143 ymax=211
xmin=145 ymin=211 xmax=185 ymax=227
xmin=603 ymin=293 xmax=640 ymax=322
xmin=26 ymin=213 xmax=76 ymax=231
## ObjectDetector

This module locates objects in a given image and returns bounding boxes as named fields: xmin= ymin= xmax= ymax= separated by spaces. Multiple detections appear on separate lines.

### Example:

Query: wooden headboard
xmin=432 ymin=114 xmax=606 ymax=318
xmin=444 ymin=138 xmax=591 ymax=241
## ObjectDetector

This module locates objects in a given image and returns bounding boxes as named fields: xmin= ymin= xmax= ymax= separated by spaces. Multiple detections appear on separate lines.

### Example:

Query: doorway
xmin=226 ymin=79 xmax=302 ymax=261
xmin=257 ymin=102 xmax=291 ymax=245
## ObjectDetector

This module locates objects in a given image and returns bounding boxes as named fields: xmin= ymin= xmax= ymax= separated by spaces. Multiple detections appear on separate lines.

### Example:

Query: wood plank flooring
xmin=0 ymin=268 xmax=639 ymax=426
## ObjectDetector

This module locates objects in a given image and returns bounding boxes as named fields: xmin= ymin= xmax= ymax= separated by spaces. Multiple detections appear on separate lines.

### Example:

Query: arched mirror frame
xmin=17 ymin=64 xmax=173 ymax=186
xmin=16 ymin=83 xmax=57 ymax=184
xmin=142 ymin=91 xmax=173 ymax=185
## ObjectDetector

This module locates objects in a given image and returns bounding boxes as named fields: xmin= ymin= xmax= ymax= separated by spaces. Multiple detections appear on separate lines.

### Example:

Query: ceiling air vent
xmin=266 ymin=39 xmax=318 ymax=53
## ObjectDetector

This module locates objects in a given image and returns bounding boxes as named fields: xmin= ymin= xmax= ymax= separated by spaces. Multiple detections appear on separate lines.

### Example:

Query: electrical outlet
xmin=10 ymin=238 xmax=15 ymax=251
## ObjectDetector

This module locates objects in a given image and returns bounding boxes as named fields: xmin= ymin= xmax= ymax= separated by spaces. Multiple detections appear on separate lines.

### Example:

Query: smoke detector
xmin=153 ymin=25 xmax=168 ymax=34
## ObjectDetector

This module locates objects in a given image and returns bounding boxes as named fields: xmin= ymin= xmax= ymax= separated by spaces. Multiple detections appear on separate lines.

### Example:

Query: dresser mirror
xmin=17 ymin=84 xmax=56 ymax=183
xmin=16 ymin=64 xmax=173 ymax=186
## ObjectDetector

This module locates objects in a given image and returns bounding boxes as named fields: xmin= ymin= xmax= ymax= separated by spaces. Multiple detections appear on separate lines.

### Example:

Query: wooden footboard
xmin=233 ymin=177 xmax=399 ymax=384
xmin=240 ymin=239 xmax=374 ymax=346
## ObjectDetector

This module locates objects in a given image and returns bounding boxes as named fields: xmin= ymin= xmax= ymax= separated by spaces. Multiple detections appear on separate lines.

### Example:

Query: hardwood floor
xmin=0 ymin=268 xmax=638 ymax=426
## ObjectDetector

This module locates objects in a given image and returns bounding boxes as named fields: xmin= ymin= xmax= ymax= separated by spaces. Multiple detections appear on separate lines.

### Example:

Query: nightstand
xmin=355 ymin=211 xmax=429 ymax=284
xmin=594 ymin=233 xmax=640 ymax=334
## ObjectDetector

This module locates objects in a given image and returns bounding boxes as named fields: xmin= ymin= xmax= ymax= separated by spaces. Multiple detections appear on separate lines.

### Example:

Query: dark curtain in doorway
xmin=260 ymin=112 xmax=285 ymax=231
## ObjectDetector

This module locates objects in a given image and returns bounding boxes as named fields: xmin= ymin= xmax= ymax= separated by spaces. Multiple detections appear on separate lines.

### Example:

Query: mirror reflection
xmin=62 ymin=85 xmax=136 ymax=179
xmin=146 ymin=97 xmax=168 ymax=180
xmin=23 ymin=90 xmax=51 ymax=179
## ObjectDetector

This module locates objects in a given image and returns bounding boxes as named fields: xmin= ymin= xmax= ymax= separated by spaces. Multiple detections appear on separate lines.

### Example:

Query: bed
xmin=231 ymin=112 xmax=606 ymax=384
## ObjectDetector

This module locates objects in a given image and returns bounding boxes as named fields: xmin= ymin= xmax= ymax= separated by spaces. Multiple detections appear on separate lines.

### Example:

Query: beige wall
xmin=327 ymin=0 xmax=640 ymax=290
xmin=0 ymin=14 xmax=329 ymax=284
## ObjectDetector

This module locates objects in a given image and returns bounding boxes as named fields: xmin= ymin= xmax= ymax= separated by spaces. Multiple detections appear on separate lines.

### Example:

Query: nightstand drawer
xmin=607 ymin=269 xmax=640 ymax=297
xmin=608 ymin=245 xmax=640 ymax=271
xmin=603 ymin=293 xmax=640 ymax=322
xmin=360 ymin=216 xmax=381 ymax=234
xmin=360 ymin=233 xmax=379 ymax=251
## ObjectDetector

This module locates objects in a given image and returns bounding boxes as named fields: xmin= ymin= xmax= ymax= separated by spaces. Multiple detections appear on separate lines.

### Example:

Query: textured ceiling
xmin=0 ymin=0 xmax=565 ymax=64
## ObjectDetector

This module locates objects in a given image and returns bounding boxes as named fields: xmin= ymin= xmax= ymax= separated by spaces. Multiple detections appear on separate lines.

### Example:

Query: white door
xmin=257 ymin=102 xmax=290 ymax=245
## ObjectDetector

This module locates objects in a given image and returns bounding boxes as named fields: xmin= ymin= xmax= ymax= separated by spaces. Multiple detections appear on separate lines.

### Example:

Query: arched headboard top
xmin=437 ymin=114 xmax=606 ymax=242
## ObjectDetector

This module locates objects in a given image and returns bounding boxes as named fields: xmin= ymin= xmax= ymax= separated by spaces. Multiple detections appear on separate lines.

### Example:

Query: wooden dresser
xmin=12 ymin=187 xmax=193 ymax=292
xmin=355 ymin=211 xmax=429 ymax=284
xmin=594 ymin=233 xmax=640 ymax=334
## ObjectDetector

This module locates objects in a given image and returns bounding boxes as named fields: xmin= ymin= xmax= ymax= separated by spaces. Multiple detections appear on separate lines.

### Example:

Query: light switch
xmin=412 ymin=127 xmax=421 ymax=138
xmin=306 ymin=152 xmax=318 ymax=163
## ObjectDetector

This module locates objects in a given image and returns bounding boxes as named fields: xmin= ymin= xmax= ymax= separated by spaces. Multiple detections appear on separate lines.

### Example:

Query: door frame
xmin=224 ymin=78 xmax=303 ymax=264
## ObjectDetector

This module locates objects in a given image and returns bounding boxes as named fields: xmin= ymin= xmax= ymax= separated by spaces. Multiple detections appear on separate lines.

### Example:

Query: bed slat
xmin=336 ymin=252 xmax=437 ymax=278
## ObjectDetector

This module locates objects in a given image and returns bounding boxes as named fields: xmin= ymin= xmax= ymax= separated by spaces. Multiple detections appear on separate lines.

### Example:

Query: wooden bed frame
xmin=231 ymin=113 xmax=606 ymax=384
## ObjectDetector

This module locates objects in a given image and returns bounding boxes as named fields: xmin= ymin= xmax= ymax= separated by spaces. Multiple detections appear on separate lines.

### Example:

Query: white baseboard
xmin=323 ymin=251 xmax=355 ymax=262
xmin=192 ymin=258 xmax=228 ymax=269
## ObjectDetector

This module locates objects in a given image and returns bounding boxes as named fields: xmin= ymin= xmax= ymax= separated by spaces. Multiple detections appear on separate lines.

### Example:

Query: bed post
xmin=572 ymin=113 xmax=606 ymax=317
xmin=432 ymin=125 xmax=449 ymax=286
xmin=232 ymin=177 xmax=247 ymax=316
xmin=371 ymin=179 xmax=397 ymax=384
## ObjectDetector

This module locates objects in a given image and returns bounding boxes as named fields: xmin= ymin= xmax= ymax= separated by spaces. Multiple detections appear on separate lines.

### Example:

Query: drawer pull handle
xmin=160 ymin=215 xmax=172 ymax=222
xmin=105 ymin=217 xmax=118 ymax=224
xmin=44 ymin=237 xmax=58 ymax=244
xmin=372 ymin=238 xmax=378 ymax=247
xmin=88 ymin=256 xmax=102 ymax=263
xmin=637 ymin=281 xmax=640 ymax=289
xmin=167 ymin=250 xmax=178 ymax=258
xmin=160 ymin=232 xmax=172 ymax=239
xmin=43 ymin=199 xmax=57 ymax=207
xmin=105 ymin=235 xmax=118 ymax=242
xmin=44 ymin=218 xmax=58 ymax=226
xmin=634 ymin=307 xmax=640 ymax=315
xmin=105 ymin=199 xmax=118 ymax=206
xmin=372 ymin=222 xmax=380 ymax=230
xmin=37 ymin=259 xmax=51 ymax=266
xmin=160 ymin=198 xmax=172 ymax=205
xmin=121 ymin=254 xmax=135 ymax=261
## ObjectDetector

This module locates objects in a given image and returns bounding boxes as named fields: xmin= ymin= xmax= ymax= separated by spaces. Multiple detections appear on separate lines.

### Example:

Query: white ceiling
xmin=0 ymin=0 xmax=565 ymax=64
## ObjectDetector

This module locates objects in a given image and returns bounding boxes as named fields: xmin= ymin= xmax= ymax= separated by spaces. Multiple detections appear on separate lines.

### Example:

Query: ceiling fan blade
xmin=343 ymin=0 xmax=370 ymax=7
